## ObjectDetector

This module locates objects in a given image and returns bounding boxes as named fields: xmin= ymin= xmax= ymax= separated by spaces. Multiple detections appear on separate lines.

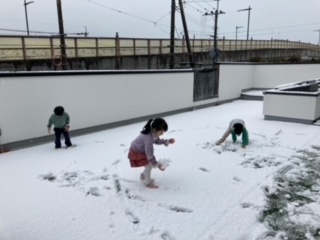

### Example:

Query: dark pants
xmin=54 ymin=128 xmax=72 ymax=148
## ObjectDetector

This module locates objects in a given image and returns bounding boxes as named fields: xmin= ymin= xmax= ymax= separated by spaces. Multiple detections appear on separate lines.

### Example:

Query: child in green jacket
xmin=216 ymin=119 xmax=249 ymax=148
xmin=47 ymin=106 xmax=72 ymax=149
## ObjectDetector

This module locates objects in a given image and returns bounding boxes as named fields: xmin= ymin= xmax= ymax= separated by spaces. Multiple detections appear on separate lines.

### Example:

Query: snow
xmin=1 ymin=100 xmax=320 ymax=240
xmin=241 ymin=90 xmax=264 ymax=97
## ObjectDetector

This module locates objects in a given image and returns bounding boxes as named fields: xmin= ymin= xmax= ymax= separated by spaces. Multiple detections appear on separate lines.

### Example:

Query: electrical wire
xmin=88 ymin=0 xmax=166 ymax=26
xmin=0 ymin=28 xmax=88 ymax=37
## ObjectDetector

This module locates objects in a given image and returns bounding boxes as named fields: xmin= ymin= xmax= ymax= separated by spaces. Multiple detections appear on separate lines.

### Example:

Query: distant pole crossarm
xmin=24 ymin=0 xmax=34 ymax=36
xmin=236 ymin=26 xmax=244 ymax=41
xmin=238 ymin=6 xmax=252 ymax=40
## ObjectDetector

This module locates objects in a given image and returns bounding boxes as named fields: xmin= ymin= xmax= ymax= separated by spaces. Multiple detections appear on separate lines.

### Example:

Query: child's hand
xmin=158 ymin=164 xmax=166 ymax=171
xmin=48 ymin=128 xmax=51 ymax=134
xmin=169 ymin=138 xmax=175 ymax=144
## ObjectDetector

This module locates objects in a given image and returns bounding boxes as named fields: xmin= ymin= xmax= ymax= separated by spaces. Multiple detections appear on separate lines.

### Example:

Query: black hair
xmin=233 ymin=123 xmax=243 ymax=135
xmin=54 ymin=106 xmax=64 ymax=116
xmin=141 ymin=118 xmax=168 ymax=134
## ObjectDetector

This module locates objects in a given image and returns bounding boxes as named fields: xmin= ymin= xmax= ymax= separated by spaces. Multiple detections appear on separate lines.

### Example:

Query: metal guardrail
xmin=0 ymin=35 xmax=319 ymax=62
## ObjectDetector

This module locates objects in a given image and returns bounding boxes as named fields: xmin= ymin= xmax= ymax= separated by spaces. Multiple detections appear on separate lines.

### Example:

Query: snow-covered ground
xmin=1 ymin=100 xmax=320 ymax=240
xmin=241 ymin=90 xmax=264 ymax=97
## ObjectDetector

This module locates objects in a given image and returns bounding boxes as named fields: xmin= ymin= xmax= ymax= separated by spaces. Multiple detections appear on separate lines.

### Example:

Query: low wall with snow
xmin=1 ymin=63 xmax=320 ymax=150
xmin=219 ymin=63 xmax=320 ymax=90
xmin=253 ymin=64 xmax=320 ymax=89
xmin=0 ymin=70 xmax=197 ymax=148
xmin=263 ymin=79 xmax=320 ymax=124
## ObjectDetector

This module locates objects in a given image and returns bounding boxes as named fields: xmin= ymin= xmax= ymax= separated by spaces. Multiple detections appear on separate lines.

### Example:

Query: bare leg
xmin=141 ymin=163 xmax=152 ymax=185
xmin=141 ymin=163 xmax=158 ymax=188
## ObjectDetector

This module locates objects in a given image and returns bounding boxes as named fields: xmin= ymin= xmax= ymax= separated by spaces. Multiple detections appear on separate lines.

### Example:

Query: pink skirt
xmin=128 ymin=148 xmax=149 ymax=167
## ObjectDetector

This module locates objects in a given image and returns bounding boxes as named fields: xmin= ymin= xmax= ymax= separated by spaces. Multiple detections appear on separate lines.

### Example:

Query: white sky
xmin=1 ymin=100 xmax=320 ymax=240
xmin=0 ymin=0 xmax=320 ymax=44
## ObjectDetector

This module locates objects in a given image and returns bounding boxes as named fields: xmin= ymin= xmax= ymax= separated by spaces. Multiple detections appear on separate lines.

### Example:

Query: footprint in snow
xmin=199 ymin=167 xmax=209 ymax=172
xmin=125 ymin=189 xmax=145 ymax=202
xmin=125 ymin=209 xmax=140 ymax=224
xmin=241 ymin=202 xmax=254 ymax=208
xmin=112 ymin=159 xmax=121 ymax=165
xmin=86 ymin=187 xmax=101 ymax=197
xmin=113 ymin=175 xmax=122 ymax=193
xmin=39 ymin=172 xmax=56 ymax=182
xmin=158 ymin=203 xmax=193 ymax=213
xmin=161 ymin=231 xmax=176 ymax=240
xmin=233 ymin=176 xmax=241 ymax=182
xmin=90 ymin=174 xmax=109 ymax=181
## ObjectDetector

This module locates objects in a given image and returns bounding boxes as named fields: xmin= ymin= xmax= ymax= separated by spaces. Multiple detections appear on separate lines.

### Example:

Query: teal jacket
xmin=47 ymin=112 xmax=70 ymax=129
xmin=231 ymin=127 xmax=249 ymax=146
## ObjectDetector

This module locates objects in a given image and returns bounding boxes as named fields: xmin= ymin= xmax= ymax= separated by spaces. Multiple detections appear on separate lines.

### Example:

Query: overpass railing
xmin=0 ymin=35 xmax=319 ymax=62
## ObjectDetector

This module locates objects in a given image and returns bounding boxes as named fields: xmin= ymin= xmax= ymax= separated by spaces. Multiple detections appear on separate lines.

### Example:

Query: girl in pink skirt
xmin=128 ymin=118 xmax=175 ymax=188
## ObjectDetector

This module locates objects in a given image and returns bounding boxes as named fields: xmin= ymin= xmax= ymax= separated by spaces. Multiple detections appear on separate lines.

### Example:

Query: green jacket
xmin=231 ymin=127 xmax=249 ymax=146
xmin=47 ymin=112 xmax=70 ymax=129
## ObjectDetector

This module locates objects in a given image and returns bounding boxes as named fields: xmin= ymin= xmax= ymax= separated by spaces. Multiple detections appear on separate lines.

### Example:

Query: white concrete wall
xmin=218 ymin=64 xmax=254 ymax=101
xmin=0 ymin=70 xmax=193 ymax=144
xmin=263 ymin=93 xmax=319 ymax=121
xmin=315 ymin=96 xmax=320 ymax=119
xmin=253 ymin=64 xmax=320 ymax=88
xmin=1 ymin=63 xmax=320 ymax=146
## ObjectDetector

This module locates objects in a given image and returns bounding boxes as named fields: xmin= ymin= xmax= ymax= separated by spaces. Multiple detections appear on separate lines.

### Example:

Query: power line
xmin=185 ymin=2 xmax=205 ymax=14
xmin=222 ymin=28 xmax=320 ymax=40
xmin=87 ymin=0 xmax=208 ymax=38
xmin=0 ymin=18 xmax=86 ymax=29
xmin=188 ymin=0 xmax=208 ymax=12
xmin=87 ymin=0 xmax=174 ymax=35
xmin=86 ymin=0 xmax=320 ymax=42
xmin=88 ymin=0 xmax=162 ymax=25
xmin=0 ymin=27 xmax=88 ymax=36
xmin=184 ymin=12 xmax=203 ymax=26
xmin=154 ymin=12 xmax=171 ymax=23
xmin=219 ymin=22 xmax=320 ymax=37
xmin=250 ymin=22 xmax=320 ymax=33
xmin=0 ymin=28 xmax=56 ymax=35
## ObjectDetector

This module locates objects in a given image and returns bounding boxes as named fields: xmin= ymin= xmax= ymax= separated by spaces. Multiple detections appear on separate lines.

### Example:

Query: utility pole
xmin=235 ymin=26 xmax=243 ymax=51
xmin=56 ymin=0 xmax=67 ymax=70
xmin=213 ymin=10 xmax=218 ymax=54
xmin=169 ymin=0 xmax=175 ymax=69
xmin=314 ymin=30 xmax=320 ymax=45
xmin=213 ymin=0 xmax=219 ymax=53
xmin=24 ymin=0 xmax=34 ymax=36
xmin=238 ymin=6 xmax=252 ymax=40
xmin=178 ymin=0 xmax=194 ymax=68
xmin=236 ymin=26 xmax=244 ymax=41
xmin=212 ymin=0 xmax=225 ymax=63
xmin=204 ymin=3 xmax=225 ymax=63
xmin=84 ymin=26 xmax=89 ymax=37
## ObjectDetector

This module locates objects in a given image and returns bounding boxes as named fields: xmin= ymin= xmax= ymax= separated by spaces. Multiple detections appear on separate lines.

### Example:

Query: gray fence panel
xmin=194 ymin=68 xmax=219 ymax=101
